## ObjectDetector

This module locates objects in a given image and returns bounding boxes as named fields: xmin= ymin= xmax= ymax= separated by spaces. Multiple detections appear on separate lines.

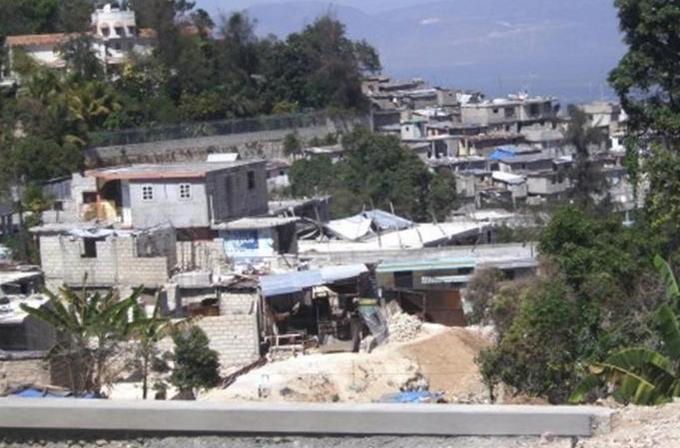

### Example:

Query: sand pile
xmin=203 ymin=325 xmax=492 ymax=403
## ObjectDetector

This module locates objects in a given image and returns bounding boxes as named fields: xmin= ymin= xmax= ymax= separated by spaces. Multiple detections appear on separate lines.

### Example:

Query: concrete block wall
xmin=219 ymin=293 xmax=257 ymax=315
xmin=39 ymin=235 xmax=172 ymax=288
xmin=197 ymin=313 xmax=260 ymax=376
xmin=176 ymin=240 xmax=226 ymax=272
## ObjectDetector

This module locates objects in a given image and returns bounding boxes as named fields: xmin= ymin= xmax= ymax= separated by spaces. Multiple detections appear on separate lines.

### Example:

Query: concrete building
xmin=82 ymin=160 xmax=268 ymax=229
xmin=526 ymin=171 xmax=571 ymax=200
xmin=213 ymin=217 xmax=299 ymax=260
xmin=32 ymin=224 xmax=177 ymax=290
xmin=0 ymin=269 xmax=54 ymax=352
xmin=1 ymin=2 xmax=153 ymax=84
xmin=461 ymin=94 xmax=558 ymax=132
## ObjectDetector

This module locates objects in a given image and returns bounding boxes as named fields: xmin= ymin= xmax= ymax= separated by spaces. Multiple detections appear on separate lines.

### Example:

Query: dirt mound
xmin=395 ymin=326 xmax=492 ymax=402
xmin=203 ymin=325 xmax=492 ymax=404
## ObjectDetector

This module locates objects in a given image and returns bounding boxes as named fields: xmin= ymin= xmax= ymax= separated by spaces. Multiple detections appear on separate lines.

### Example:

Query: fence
xmin=88 ymin=112 xmax=331 ymax=148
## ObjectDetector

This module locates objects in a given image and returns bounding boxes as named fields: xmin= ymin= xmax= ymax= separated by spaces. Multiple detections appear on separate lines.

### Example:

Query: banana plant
xmin=20 ymin=286 xmax=144 ymax=396
xmin=570 ymin=255 xmax=680 ymax=405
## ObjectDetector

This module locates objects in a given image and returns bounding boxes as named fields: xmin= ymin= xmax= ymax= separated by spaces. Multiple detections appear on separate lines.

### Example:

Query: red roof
xmin=5 ymin=33 xmax=71 ymax=47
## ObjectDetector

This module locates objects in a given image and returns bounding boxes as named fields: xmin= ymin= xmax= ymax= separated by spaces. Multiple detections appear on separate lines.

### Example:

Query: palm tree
xmin=20 ymin=286 xmax=144 ymax=396
xmin=571 ymin=255 xmax=680 ymax=405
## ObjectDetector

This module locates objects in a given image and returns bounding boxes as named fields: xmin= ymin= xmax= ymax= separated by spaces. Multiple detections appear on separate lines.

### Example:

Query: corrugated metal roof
xmin=376 ymin=257 xmax=476 ymax=273
xmin=259 ymin=264 xmax=367 ymax=297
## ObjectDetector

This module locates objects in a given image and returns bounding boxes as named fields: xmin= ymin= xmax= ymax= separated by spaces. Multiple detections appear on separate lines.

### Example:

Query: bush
xmin=170 ymin=326 xmax=221 ymax=396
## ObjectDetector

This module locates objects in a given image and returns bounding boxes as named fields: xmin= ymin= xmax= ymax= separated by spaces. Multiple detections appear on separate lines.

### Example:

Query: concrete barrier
xmin=0 ymin=400 xmax=612 ymax=437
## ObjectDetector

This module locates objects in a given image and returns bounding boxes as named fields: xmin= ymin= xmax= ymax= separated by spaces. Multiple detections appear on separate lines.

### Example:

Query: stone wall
xmin=86 ymin=115 xmax=369 ymax=166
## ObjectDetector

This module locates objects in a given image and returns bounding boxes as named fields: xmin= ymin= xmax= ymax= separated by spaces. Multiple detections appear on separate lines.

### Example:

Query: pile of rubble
xmin=387 ymin=312 xmax=422 ymax=343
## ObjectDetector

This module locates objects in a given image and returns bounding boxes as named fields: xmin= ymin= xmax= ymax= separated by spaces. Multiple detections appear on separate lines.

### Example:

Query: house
xmin=461 ymin=94 xmax=558 ymax=132
xmin=526 ymin=171 xmax=571 ymax=201
xmin=0 ymin=268 xmax=54 ymax=352
xmin=265 ymin=160 xmax=291 ymax=192
xmin=2 ymin=2 xmax=153 ymax=84
xmin=302 ymin=144 xmax=347 ymax=162
xmin=496 ymin=151 xmax=555 ymax=174
xmin=212 ymin=217 xmax=299 ymax=260
xmin=81 ymin=160 xmax=268 ymax=229
xmin=491 ymin=171 xmax=528 ymax=200
xmin=32 ymin=224 xmax=177 ymax=291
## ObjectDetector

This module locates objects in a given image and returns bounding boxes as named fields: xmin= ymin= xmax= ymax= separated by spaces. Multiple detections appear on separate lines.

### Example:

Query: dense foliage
xmin=477 ymin=206 xmax=664 ymax=402
xmin=289 ymin=128 xmax=457 ymax=221
xmin=0 ymin=1 xmax=380 ymax=191
xmin=570 ymin=256 xmax=680 ymax=405
xmin=170 ymin=326 xmax=221 ymax=395
xmin=610 ymin=0 xmax=680 ymax=241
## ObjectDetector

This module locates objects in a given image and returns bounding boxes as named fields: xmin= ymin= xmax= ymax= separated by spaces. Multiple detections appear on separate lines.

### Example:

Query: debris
xmin=388 ymin=312 xmax=422 ymax=343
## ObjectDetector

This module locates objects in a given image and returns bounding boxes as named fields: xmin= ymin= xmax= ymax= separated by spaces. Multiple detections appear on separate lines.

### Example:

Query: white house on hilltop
xmin=1 ymin=2 xmax=153 ymax=85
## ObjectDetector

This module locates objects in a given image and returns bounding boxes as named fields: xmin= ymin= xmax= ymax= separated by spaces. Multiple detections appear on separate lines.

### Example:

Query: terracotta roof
xmin=5 ymin=33 xmax=71 ymax=47
xmin=138 ymin=28 xmax=157 ymax=39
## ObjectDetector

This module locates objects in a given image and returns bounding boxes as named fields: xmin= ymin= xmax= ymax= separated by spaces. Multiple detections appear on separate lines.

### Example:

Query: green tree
xmin=428 ymin=170 xmax=457 ymax=221
xmin=57 ymin=35 xmax=104 ymax=82
xmin=566 ymin=105 xmax=607 ymax=208
xmin=478 ymin=274 xmax=583 ymax=403
xmin=609 ymin=0 xmax=680 ymax=241
xmin=20 ymin=286 xmax=144 ymax=396
xmin=289 ymin=155 xmax=337 ymax=198
xmin=170 ymin=326 xmax=220 ymax=397
xmin=571 ymin=256 xmax=680 ymax=405
xmin=282 ymin=131 xmax=302 ymax=158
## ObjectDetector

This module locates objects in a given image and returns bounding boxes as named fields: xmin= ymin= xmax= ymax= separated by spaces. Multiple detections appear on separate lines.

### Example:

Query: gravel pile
xmin=388 ymin=312 xmax=422 ymax=343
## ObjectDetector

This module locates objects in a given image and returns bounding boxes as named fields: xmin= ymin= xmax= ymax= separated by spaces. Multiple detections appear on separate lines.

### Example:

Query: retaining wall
xmin=0 ymin=399 xmax=613 ymax=438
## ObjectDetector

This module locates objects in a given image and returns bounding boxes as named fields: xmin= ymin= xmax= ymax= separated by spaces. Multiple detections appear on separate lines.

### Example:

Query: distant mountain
xmin=198 ymin=0 xmax=626 ymax=103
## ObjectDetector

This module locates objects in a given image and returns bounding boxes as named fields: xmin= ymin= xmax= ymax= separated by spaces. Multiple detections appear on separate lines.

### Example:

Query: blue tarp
xmin=260 ymin=265 xmax=368 ymax=297
xmin=12 ymin=388 xmax=97 ymax=399
xmin=380 ymin=391 xmax=445 ymax=403
xmin=489 ymin=146 xmax=519 ymax=161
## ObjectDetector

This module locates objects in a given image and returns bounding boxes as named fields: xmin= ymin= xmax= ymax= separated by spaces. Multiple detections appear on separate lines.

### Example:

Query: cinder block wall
xmin=39 ymin=235 xmax=172 ymax=288
xmin=176 ymin=240 xmax=226 ymax=272
xmin=183 ymin=293 xmax=261 ymax=376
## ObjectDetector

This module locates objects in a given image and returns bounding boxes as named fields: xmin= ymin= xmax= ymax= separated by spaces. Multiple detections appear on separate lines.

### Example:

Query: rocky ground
xmin=0 ymin=435 xmax=573 ymax=448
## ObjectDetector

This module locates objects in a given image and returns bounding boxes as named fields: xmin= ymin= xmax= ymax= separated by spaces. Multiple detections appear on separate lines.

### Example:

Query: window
xmin=141 ymin=185 xmax=154 ymax=201
xmin=394 ymin=271 xmax=414 ymax=289
xmin=81 ymin=238 xmax=101 ymax=258
xmin=247 ymin=171 xmax=256 ymax=190
xmin=128 ymin=26 xmax=136 ymax=35
xmin=114 ymin=26 xmax=125 ymax=37
xmin=179 ymin=183 xmax=191 ymax=200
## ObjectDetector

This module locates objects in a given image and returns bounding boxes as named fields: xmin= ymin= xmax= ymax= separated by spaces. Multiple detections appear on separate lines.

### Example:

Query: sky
xmin=193 ymin=0 xmax=626 ymax=103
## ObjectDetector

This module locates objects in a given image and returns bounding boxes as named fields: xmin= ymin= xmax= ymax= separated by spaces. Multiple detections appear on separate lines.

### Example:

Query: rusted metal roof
xmin=5 ymin=33 xmax=71 ymax=47
xmin=88 ymin=160 xmax=263 ymax=181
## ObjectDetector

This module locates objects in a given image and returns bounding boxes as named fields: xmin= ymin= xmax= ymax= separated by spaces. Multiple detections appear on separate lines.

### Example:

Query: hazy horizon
xmin=194 ymin=0 xmax=625 ymax=103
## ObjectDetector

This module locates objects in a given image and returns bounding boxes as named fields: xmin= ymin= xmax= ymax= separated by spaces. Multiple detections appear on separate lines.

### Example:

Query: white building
xmin=1 ymin=2 xmax=153 ymax=84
